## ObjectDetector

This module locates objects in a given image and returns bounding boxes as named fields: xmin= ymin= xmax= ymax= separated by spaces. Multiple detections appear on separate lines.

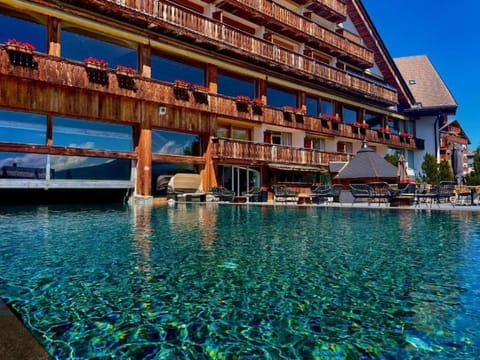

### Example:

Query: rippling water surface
xmin=1 ymin=204 xmax=480 ymax=359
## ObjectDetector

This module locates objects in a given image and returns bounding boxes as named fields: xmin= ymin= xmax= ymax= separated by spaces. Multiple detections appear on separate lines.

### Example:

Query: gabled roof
xmin=394 ymin=55 xmax=457 ymax=113
xmin=439 ymin=119 xmax=471 ymax=144
xmin=344 ymin=0 xmax=415 ymax=108
xmin=334 ymin=146 xmax=397 ymax=180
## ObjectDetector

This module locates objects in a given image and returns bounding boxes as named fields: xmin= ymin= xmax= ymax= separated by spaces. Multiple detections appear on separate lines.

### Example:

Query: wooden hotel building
xmin=0 ymin=0 xmax=421 ymax=202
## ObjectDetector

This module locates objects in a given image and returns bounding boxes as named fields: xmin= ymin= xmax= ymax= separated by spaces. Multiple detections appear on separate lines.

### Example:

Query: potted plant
xmin=252 ymin=98 xmax=264 ymax=115
xmin=173 ymin=80 xmax=191 ymax=101
xmin=5 ymin=38 xmax=36 ymax=68
xmin=352 ymin=121 xmax=369 ymax=135
xmin=116 ymin=65 xmax=136 ymax=91
xmin=282 ymin=106 xmax=295 ymax=121
xmin=236 ymin=95 xmax=251 ymax=112
xmin=192 ymin=84 xmax=209 ymax=104
xmin=84 ymin=57 xmax=109 ymax=86
xmin=294 ymin=107 xmax=306 ymax=123
xmin=377 ymin=126 xmax=391 ymax=140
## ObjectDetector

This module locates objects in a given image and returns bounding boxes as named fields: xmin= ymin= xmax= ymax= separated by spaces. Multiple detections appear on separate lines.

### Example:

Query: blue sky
xmin=363 ymin=0 xmax=479 ymax=150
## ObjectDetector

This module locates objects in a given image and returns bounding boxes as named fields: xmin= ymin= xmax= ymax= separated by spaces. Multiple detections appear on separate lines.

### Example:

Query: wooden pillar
xmin=135 ymin=107 xmax=152 ymax=196
xmin=297 ymin=90 xmax=306 ymax=111
xmin=47 ymin=16 xmax=61 ymax=57
xmin=206 ymin=64 xmax=217 ymax=93
xmin=46 ymin=115 xmax=53 ymax=146
xmin=139 ymin=43 xmax=151 ymax=78
xmin=257 ymin=78 xmax=267 ymax=104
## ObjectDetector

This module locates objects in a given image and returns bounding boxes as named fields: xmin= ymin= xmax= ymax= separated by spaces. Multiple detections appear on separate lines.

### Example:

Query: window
xmin=267 ymin=86 xmax=296 ymax=109
xmin=61 ymin=28 xmax=137 ymax=69
xmin=306 ymin=96 xmax=319 ymax=117
xmin=312 ymin=138 xmax=325 ymax=151
xmin=53 ymin=117 xmax=133 ymax=151
xmin=217 ymin=72 xmax=254 ymax=99
xmin=0 ymin=110 xmax=46 ymax=145
xmin=152 ymin=129 xmax=202 ymax=156
xmin=342 ymin=106 xmax=357 ymax=124
xmin=216 ymin=124 xmax=251 ymax=141
xmin=321 ymin=100 xmax=334 ymax=116
xmin=337 ymin=142 xmax=353 ymax=153
xmin=0 ymin=152 xmax=47 ymax=179
xmin=49 ymin=156 xmax=131 ymax=180
xmin=151 ymin=54 xmax=204 ymax=85
xmin=0 ymin=13 xmax=47 ymax=53
xmin=365 ymin=111 xmax=382 ymax=130
xmin=387 ymin=118 xmax=399 ymax=134
xmin=270 ymin=132 xmax=292 ymax=146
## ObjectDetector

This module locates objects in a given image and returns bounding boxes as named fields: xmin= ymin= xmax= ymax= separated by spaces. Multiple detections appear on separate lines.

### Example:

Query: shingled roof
xmin=334 ymin=145 xmax=397 ymax=180
xmin=394 ymin=55 xmax=457 ymax=111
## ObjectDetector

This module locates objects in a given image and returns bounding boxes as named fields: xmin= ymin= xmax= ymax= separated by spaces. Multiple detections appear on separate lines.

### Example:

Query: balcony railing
xmin=64 ymin=0 xmax=395 ymax=104
xmin=0 ymin=47 xmax=419 ymax=150
xmin=291 ymin=0 xmax=347 ymax=23
xmin=211 ymin=138 xmax=353 ymax=166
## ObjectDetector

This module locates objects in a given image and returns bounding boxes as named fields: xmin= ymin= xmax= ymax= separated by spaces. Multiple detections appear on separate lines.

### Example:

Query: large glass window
xmin=365 ymin=111 xmax=383 ymax=130
xmin=216 ymin=124 xmax=251 ymax=141
xmin=53 ymin=117 xmax=133 ymax=151
xmin=151 ymin=54 xmax=204 ymax=85
xmin=0 ymin=110 xmax=46 ymax=145
xmin=0 ymin=152 xmax=47 ymax=179
xmin=217 ymin=72 xmax=254 ymax=99
xmin=387 ymin=118 xmax=400 ymax=134
xmin=321 ymin=100 xmax=334 ymax=116
xmin=152 ymin=129 xmax=202 ymax=156
xmin=61 ymin=28 xmax=137 ymax=69
xmin=305 ymin=96 xmax=319 ymax=117
xmin=267 ymin=86 xmax=296 ymax=108
xmin=342 ymin=106 xmax=357 ymax=124
xmin=0 ymin=13 xmax=47 ymax=53
xmin=50 ymin=156 xmax=131 ymax=180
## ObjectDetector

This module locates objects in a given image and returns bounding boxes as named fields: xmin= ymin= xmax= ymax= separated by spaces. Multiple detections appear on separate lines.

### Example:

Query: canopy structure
xmin=334 ymin=143 xmax=398 ymax=184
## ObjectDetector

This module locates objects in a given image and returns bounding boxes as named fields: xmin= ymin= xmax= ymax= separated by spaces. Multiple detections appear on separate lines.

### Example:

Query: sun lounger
xmin=272 ymin=184 xmax=298 ymax=203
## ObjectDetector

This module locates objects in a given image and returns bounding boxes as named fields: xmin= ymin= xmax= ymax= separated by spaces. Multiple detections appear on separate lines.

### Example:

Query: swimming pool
xmin=1 ymin=204 xmax=479 ymax=359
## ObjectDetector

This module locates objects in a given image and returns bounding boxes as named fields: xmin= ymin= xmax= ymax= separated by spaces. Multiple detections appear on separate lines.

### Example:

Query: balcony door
xmin=219 ymin=165 xmax=260 ymax=196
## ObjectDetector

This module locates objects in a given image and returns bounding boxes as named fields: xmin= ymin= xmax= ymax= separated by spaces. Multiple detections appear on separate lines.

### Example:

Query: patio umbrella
xmin=451 ymin=144 xmax=465 ymax=185
xmin=397 ymin=154 xmax=408 ymax=183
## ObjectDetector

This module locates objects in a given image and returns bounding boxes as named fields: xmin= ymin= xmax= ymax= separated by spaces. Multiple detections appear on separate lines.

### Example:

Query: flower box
xmin=236 ymin=95 xmax=251 ymax=112
xmin=252 ymin=98 xmax=264 ymax=115
xmin=173 ymin=80 xmax=190 ymax=101
xmin=192 ymin=84 xmax=209 ymax=104
xmin=282 ymin=106 xmax=295 ymax=121
xmin=399 ymin=131 xmax=414 ymax=139
xmin=377 ymin=127 xmax=391 ymax=134
xmin=320 ymin=113 xmax=340 ymax=122
xmin=84 ymin=56 xmax=108 ymax=70
xmin=352 ymin=121 xmax=369 ymax=129
xmin=84 ymin=57 xmax=108 ymax=86
xmin=5 ymin=39 xmax=36 ymax=68
xmin=116 ymin=65 xmax=136 ymax=76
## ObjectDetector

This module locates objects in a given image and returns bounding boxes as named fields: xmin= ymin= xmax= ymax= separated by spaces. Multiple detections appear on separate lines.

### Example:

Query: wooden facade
xmin=0 ymin=0 xmax=419 ymax=199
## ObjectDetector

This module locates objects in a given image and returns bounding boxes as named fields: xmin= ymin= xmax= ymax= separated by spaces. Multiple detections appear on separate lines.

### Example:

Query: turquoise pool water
xmin=1 ymin=204 xmax=480 ymax=359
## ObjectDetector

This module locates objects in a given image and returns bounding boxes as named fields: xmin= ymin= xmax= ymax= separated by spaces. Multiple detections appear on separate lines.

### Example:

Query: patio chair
xmin=241 ymin=187 xmax=262 ymax=202
xmin=211 ymin=186 xmax=235 ymax=202
xmin=367 ymin=182 xmax=397 ymax=204
xmin=415 ymin=181 xmax=456 ymax=208
xmin=349 ymin=183 xmax=373 ymax=204
xmin=272 ymin=184 xmax=298 ymax=203
xmin=311 ymin=184 xmax=343 ymax=205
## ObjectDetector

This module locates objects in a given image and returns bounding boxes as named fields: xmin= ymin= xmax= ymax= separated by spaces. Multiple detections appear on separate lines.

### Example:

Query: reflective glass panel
xmin=321 ymin=100 xmax=334 ymax=115
xmin=53 ymin=117 xmax=133 ymax=151
xmin=0 ymin=110 xmax=46 ymax=145
xmin=0 ymin=14 xmax=47 ymax=53
xmin=0 ymin=152 xmax=47 ymax=179
xmin=342 ymin=107 xmax=357 ymax=124
xmin=152 ymin=130 xmax=202 ymax=156
xmin=305 ymin=96 xmax=318 ymax=117
xmin=61 ymin=29 xmax=137 ymax=69
xmin=266 ymin=87 xmax=296 ymax=108
xmin=151 ymin=55 xmax=204 ymax=85
xmin=217 ymin=73 xmax=254 ymax=99
xmin=50 ymin=156 xmax=131 ymax=180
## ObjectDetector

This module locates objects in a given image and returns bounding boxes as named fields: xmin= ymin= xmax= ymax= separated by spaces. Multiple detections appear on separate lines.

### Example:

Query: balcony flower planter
xmin=282 ymin=106 xmax=296 ymax=121
xmin=236 ymin=95 xmax=251 ymax=113
xmin=192 ymin=84 xmax=209 ymax=105
xmin=294 ymin=108 xmax=306 ymax=123
xmin=84 ymin=57 xmax=109 ymax=86
xmin=252 ymin=98 xmax=263 ymax=115
xmin=399 ymin=131 xmax=414 ymax=144
xmin=115 ymin=65 xmax=136 ymax=91
xmin=5 ymin=39 xmax=37 ymax=68
xmin=377 ymin=127 xmax=391 ymax=139
xmin=352 ymin=121 xmax=369 ymax=135
xmin=173 ymin=80 xmax=190 ymax=101
xmin=320 ymin=113 xmax=340 ymax=130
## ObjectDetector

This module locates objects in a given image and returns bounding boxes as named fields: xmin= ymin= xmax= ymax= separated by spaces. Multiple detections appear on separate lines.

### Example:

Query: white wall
xmin=414 ymin=115 xmax=439 ymax=176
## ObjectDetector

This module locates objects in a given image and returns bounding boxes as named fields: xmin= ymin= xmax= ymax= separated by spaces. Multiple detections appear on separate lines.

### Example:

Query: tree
xmin=466 ymin=146 xmax=480 ymax=185
xmin=420 ymin=153 xmax=439 ymax=185
xmin=384 ymin=153 xmax=399 ymax=167
xmin=438 ymin=159 xmax=453 ymax=182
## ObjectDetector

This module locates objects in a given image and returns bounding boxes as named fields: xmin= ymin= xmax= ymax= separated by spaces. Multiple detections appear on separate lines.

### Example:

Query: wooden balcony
xmin=211 ymin=138 xmax=353 ymax=166
xmin=214 ymin=0 xmax=373 ymax=68
xmin=290 ymin=0 xmax=347 ymax=23
xmin=0 ymin=48 xmax=418 ymax=151
xmin=58 ymin=0 xmax=391 ymax=103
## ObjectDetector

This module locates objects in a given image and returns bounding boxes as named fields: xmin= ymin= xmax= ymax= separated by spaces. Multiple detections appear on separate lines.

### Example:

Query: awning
xmin=268 ymin=164 xmax=327 ymax=173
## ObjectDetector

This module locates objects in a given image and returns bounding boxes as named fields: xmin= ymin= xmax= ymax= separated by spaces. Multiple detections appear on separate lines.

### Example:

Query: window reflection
xmin=0 ymin=152 xmax=47 ymax=179
xmin=267 ymin=87 xmax=296 ymax=108
xmin=53 ymin=117 xmax=133 ymax=151
xmin=0 ymin=14 xmax=47 ymax=53
xmin=152 ymin=129 xmax=202 ymax=156
xmin=61 ymin=29 xmax=137 ymax=69
xmin=50 ymin=156 xmax=131 ymax=180
xmin=321 ymin=100 xmax=334 ymax=115
xmin=217 ymin=72 xmax=254 ymax=99
xmin=0 ymin=110 xmax=46 ymax=145
xmin=306 ymin=96 xmax=318 ymax=117
xmin=342 ymin=106 xmax=357 ymax=124
xmin=151 ymin=54 xmax=204 ymax=85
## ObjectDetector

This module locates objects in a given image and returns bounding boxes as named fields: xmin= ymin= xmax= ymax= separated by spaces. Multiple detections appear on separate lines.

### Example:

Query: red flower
xmin=192 ymin=84 xmax=208 ymax=92
xmin=84 ymin=57 xmax=108 ymax=68
xmin=252 ymin=97 xmax=264 ymax=105
xmin=116 ymin=65 xmax=136 ymax=74
xmin=378 ymin=127 xmax=391 ymax=134
xmin=352 ymin=121 xmax=369 ymax=128
xmin=399 ymin=131 xmax=414 ymax=138
xmin=5 ymin=38 xmax=36 ymax=52
xmin=236 ymin=95 xmax=251 ymax=103
xmin=173 ymin=79 xmax=191 ymax=88
xmin=282 ymin=106 xmax=295 ymax=113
